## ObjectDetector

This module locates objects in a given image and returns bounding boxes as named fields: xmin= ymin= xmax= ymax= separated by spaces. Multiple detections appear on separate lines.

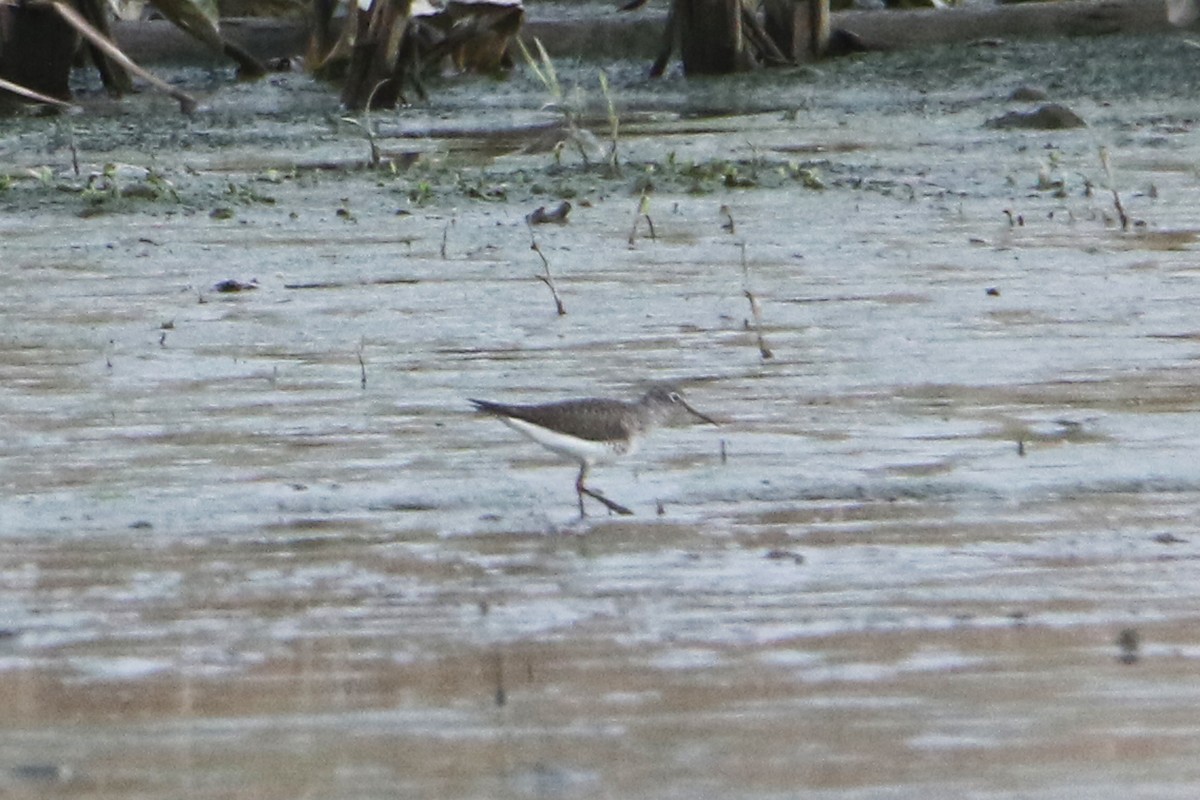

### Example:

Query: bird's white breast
xmin=499 ymin=417 xmax=634 ymax=465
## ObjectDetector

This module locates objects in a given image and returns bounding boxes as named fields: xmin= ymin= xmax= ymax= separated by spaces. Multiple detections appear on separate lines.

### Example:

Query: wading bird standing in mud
xmin=470 ymin=385 xmax=718 ymax=517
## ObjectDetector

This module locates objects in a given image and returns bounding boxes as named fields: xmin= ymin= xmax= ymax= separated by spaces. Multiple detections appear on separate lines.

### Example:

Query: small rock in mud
xmin=765 ymin=549 xmax=805 ymax=564
xmin=985 ymin=103 xmax=1086 ymax=130
xmin=213 ymin=279 xmax=259 ymax=293
xmin=526 ymin=200 xmax=572 ymax=225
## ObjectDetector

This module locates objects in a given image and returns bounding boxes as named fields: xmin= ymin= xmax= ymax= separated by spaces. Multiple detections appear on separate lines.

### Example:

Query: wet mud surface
xmin=5 ymin=30 xmax=1200 ymax=799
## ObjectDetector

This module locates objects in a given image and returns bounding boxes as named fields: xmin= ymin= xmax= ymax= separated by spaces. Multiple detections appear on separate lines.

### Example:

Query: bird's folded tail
xmin=469 ymin=398 xmax=513 ymax=416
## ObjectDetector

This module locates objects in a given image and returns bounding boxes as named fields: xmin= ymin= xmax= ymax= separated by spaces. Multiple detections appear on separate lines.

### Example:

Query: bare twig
xmin=68 ymin=126 xmax=79 ymax=177
xmin=740 ymin=243 xmax=773 ymax=360
xmin=339 ymin=80 xmax=388 ymax=167
xmin=720 ymin=203 xmax=736 ymax=234
xmin=1099 ymin=146 xmax=1128 ymax=231
xmin=357 ymin=338 xmax=367 ymax=389
xmin=627 ymin=193 xmax=655 ymax=246
xmin=529 ymin=227 xmax=567 ymax=316
xmin=599 ymin=70 xmax=620 ymax=174
xmin=491 ymin=650 xmax=506 ymax=707
xmin=745 ymin=289 xmax=773 ymax=360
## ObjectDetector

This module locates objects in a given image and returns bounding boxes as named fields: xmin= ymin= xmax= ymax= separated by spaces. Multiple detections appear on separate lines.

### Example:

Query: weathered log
xmin=834 ymin=0 xmax=1175 ymax=49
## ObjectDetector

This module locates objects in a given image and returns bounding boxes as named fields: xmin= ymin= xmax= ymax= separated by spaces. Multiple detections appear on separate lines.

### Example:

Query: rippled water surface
xmin=4 ymin=30 xmax=1200 ymax=799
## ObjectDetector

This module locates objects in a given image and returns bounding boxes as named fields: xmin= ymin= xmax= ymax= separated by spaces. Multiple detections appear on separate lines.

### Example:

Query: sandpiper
xmin=469 ymin=385 xmax=718 ymax=517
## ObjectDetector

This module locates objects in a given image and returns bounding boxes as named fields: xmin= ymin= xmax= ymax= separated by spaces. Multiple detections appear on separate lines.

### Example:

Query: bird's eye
xmin=668 ymin=392 xmax=682 ymax=402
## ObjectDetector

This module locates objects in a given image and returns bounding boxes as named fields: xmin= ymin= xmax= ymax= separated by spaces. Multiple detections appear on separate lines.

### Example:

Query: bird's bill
xmin=679 ymin=398 xmax=719 ymax=426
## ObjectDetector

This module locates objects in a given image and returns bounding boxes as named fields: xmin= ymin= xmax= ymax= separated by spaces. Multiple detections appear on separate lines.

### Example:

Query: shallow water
xmin=4 ymin=30 xmax=1200 ymax=799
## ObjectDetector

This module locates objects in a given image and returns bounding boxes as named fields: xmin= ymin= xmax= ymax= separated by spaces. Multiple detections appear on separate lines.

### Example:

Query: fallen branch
xmin=0 ymin=75 xmax=76 ymax=109
xmin=33 ymin=0 xmax=197 ymax=113
xmin=834 ymin=0 xmax=1175 ymax=51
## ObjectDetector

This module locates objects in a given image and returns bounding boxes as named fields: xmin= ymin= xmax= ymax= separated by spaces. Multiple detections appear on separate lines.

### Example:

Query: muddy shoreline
xmin=5 ymin=27 xmax=1200 ymax=800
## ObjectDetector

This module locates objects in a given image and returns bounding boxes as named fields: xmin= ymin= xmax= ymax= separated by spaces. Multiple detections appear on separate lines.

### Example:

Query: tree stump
xmin=763 ymin=0 xmax=829 ymax=62
xmin=678 ymin=0 xmax=751 ymax=75
xmin=649 ymin=0 xmax=791 ymax=77
xmin=0 ymin=2 xmax=79 ymax=101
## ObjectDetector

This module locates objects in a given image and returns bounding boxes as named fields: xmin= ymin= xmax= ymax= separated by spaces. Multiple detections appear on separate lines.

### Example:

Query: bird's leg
xmin=575 ymin=465 xmax=588 ymax=518
xmin=575 ymin=464 xmax=634 ymax=517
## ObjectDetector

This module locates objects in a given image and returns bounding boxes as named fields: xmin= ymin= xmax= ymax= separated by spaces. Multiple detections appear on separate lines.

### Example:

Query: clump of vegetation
xmin=632 ymin=154 xmax=828 ymax=196
xmin=518 ymin=38 xmax=622 ymax=173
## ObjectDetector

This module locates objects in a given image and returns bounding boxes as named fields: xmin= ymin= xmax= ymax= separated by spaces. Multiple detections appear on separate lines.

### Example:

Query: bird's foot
xmin=579 ymin=485 xmax=634 ymax=516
